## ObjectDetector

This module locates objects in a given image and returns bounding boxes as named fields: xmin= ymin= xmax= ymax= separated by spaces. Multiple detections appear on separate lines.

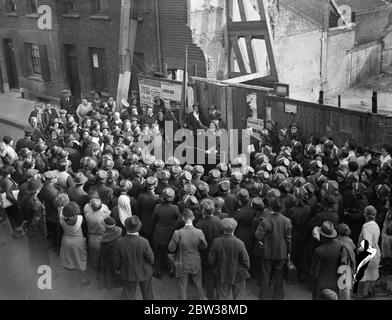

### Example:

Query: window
xmin=28 ymin=0 xmax=39 ymax=13
xmin=23 ymin=43 xmax=51 ymax=81
xmin=63 ymin=0 xmax=77 ymax=13
xmin=91 ymin=0 xmax=108 ymax=13
xmin=6 ymin=0 xmax=17 ymax=13
xmin=30 ymin=44 xmax=42 ymax=75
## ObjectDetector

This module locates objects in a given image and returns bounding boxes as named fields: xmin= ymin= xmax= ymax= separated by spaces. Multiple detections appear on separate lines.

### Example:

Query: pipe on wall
xmin=155 ymin=0 xmax=163 ymax=73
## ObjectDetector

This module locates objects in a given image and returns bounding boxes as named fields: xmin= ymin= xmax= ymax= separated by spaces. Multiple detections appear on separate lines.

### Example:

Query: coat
xmin=255 ymin=212 xmax=292 ymax=260
xmin=208 ymin=234 xmax=250 ymax=285
xmin=222 ymin=193 xmax=238 ymax=216
xmin=99 ymin=229 xmax=122 ymax=289
xmin=60 ymin=96 xmax=77 ymax=115
xmin=38 ymin=182 xmax=60 ymax=224
xmin=358 ymin=221 xmax=381 ymax=282
xmin=152 ymin=203 xmax=180 ymax=246
xmin=137 ymin=191 xmax=159 ymax=238
xmin=114 ymin=234 xmax=154 ymax=282
xmin=168 ymin=225 xmax=207 ymax=274
xmin=94 ymin=182 xmax=114 ymax=208
xmin=309 ymin=238 xmax=343 ymax=299
xmin=233 ymin=206 xmax=256 ymax=254
xmin=195 ymin=215 xmax=222 ymax=265
xmin=68 ymin=186 xmax=89 ymax=212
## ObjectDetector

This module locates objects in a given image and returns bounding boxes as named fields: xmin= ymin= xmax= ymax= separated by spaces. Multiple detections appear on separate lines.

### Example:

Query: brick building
xmin=0 ymin=0 xmax=207 ymax=103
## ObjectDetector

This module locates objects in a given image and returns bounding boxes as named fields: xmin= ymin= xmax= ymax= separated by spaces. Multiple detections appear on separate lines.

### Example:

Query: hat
xmin=119 ymin=179 xmax=133 ymax=192
xmin=303 ymin=182 xmax=315 ymax=194
xmin=3 ymin=136 xmax=12 ymax=145
xmin=96 ymin=170 xmax=108 ymax=181
xmin=193 ymin=165 xmax=204 ymax=175
xmin=217 ymin=163 xmax=228 ymax=172
xmin=44 ymin=171 xmax=59 ymax=180
xmin=104 ymin=217 xmax=116 ymax=229
xmin=158 ymin=170 xmax=170 ymax=180
xmin=171 ymin=165 xmax=182 ymax=175
xmin=25 ymin=168 xmax=39 ymax=178
xmin=24 ymin=126 xmax=34 ymax=136
xmin=180 ymin=171 xmax=192 ymax=182
xmin=59 ymin=109 xmax=67 ymax=115
xmin=229 ymin=172 xmax=241 ymax=184
xmin=198 ymin=181 xmax=209 ymax=192
xmin=74 ymin=173 xmax=88 ymax=185
xmin=183 ymin=183 xmax=197 ymax=195
xmin=154 ymin=159 xmax=165 ymax=169
xmin=63 ymin=202 xmax=81 ymax=218
xmin=130 ymin=117 xmax=138 ymax=122
xmin=317 ymin=221 xmax=337 ymax=238
xmin=27 ymin=178 xmax=43 ymax=193
xmin=376 ymin=184 xmax=391 ymax=197
xmin=280 ymin=179 xmax=293 ymax=193
xmin=62 ymin=89 xmax=71 ymax=95
xmin=183 ymin=164 xmax=194 ymax=173
xmin=0 ymin=165 xmax=15 ymax=176
xmin=294 ymin=186 xmax=307 ymax=200
xmin=257 ymin=170 xmax=270 ymax=181
xmin=220 ymin=218 xmax=238 ymax=233
xmin=209 ymin=169 xmax=221 ymax=180
xmin=364 ymin=205 xmax=377 ymax=217
xmin=260 ymin=163 xmax=273 ymax=172
xmin=124 ymin=216 xmax=142 ymax=233
xmin=145 ymin=176 xmax=158 ymax=188
xmin=121 ymin=99 xmax=130 ymax=108
xmin=237 ymin=189 xmax=250 ymax=200
xmin=293 ymin=177 xmax=306 ymax=187
xmin=267 ymin=188 xmax=281 ymax=199
xmin=184 ymin=195 xmax=198 ymax=207
xmin=162 ymin=188 xmax=176 ymax=202
xmin=251 ymin=197 xmax=265 ymax=210
xmin=218 ymin=180 xmax=231 ymax=192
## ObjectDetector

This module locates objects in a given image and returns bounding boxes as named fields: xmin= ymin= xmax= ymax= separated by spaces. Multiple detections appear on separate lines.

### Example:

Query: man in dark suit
xmin=187 ymin=104 xmax=208 ymax=135
xmin=114 ymin=216 xmax=155 ymax=300
xmin=165 ymin=103 xmax=181 ymax=133
xmin=255 ymin=196 xmax=292 ymax=300
xmin=309 ymin=221 xmax=345 ymax=300
xmin=60 ymin=89 xmax=77 ymax=116
xmin=195 ymin=199 xmax=222 ymax=300
xmin=208 ymin=217 xmax=250 ymax=300
xmin=38 ymin=171 xmax=60 ymax=254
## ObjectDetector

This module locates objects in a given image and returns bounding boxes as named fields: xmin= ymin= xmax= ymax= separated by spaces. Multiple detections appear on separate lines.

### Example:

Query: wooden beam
xmin=237 ymin=0 xmax=247 ymax=22
xmin=223 ymin=72 xmax=266 ymax=84
xmin=230 ymin=37 xmax=247 ymax=74
xmin=245 ymin=36 xmax=257 ymax=73
xmin=227 ymin=21 xmax=268 ymax=34
xmin=227 ymin=0 xmax=234 ymax=23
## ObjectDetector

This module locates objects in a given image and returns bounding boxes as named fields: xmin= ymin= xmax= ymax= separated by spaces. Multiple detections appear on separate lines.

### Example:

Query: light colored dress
xmin=60 ymin=215 xmax=87 ymax=271
xmin=76 ymin=103 xmax=93 ymax=121
xmin=381 ymin=210 xmax=392 ymax=259
xmin=84 ymin=204 xmax=111 ymax=269
xmin=357 ymin=221 xmax=381 ymax=282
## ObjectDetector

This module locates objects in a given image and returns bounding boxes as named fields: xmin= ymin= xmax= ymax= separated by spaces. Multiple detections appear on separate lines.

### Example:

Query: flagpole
xmin=180 ymin=45 xmax=188 ymax=128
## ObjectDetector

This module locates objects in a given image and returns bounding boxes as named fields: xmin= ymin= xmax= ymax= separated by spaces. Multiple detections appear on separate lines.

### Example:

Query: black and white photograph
xmin=1 ymin=0 xmax=392 ymax=304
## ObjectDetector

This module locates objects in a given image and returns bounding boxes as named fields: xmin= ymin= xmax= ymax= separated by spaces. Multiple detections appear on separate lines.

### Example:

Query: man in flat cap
xmin=208 ymin=218 xmax=250 ymax=300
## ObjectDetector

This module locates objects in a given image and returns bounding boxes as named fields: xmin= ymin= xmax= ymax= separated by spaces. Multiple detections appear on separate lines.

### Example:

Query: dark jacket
xmin=137 ymin=191 xmax=160 ymax=238
xmin=60 ymin=96 xmax=77 ymax=115
xmin=309 ymin=238 xmax=343 ymax=299
xmin=233 ymin=206 xmax=256 ymax=254
xmin=38 ymin=182 xmax=60 ymax=224
xmin=255 ymin=212 xmax=292 ymax=260
xmin=152 ymin=203 xmax=180 ymax=246
xmin=195 ymin=215 xmax=222 ymax=265
xmin=68 ymin=186 xmax=89 ymax=212
xmin=222 ymin=193 xmax=238 ymax=216
xmin=208 ymin=234 xmax=251 ymax=285
xmin=15 ymin=137 xmax=35 ymax=153
xmin=94 ymin=182 xmax=114 ymax=208
xmin=114 ymin=234 xmax=154 ymax=282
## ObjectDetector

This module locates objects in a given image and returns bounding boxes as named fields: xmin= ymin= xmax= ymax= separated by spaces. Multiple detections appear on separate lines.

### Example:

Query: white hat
xmin=121 ymin=99 xmax=130 ymax=108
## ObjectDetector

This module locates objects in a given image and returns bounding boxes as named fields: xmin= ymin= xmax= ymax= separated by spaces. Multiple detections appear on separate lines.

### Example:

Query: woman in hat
xmin=84 ymin=191 xmax=111 ymax=270
xmin=99 ymin=217 xmax=122 ymax=291
xmin=356 ymin=206 xmax=381 ymax=298
xmin=59 ymin=201 xmax=90 ymax=287
xmin=151 ymin=188 xmax=180 ymax=278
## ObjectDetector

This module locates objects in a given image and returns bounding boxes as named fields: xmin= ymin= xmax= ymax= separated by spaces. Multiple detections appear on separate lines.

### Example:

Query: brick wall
xmin=0 ymin=0 xmax=65 ymax=101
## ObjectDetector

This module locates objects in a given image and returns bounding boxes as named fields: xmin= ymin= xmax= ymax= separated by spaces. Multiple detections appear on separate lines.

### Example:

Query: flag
xmin=180 ymin=45 xmax=188 ymax=127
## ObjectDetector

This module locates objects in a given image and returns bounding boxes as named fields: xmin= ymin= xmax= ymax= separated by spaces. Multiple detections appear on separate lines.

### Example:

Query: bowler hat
xmin=317 ymin=221 xmax=337 ymax=239
xmin=220 ymin=218 xmax=238 ymax=233
xmin=124 ymin=216 xmax=142 ymax=233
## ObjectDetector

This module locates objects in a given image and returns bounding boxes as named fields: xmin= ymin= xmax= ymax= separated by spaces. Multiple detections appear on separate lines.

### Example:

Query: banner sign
xmin=138 ymin=76 xmax=194 ymax=111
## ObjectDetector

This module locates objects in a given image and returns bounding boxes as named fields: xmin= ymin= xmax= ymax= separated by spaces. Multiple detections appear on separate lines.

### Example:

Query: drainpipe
xmin=155 ymin=0 xmax=163 ymax=74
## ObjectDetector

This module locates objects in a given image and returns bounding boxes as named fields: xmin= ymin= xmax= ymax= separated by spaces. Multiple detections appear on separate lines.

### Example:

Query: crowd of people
xmin=0 ymin=88 xmax=392 ymax=301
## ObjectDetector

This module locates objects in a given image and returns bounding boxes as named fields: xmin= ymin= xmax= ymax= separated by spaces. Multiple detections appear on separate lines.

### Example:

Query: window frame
xmin=91 ymin=0 xmax=109 ymax=14
xmin=30 ymin=43 xmax=42 ymax=75
xmin=63 ymin=0 xmax=78 ymax=14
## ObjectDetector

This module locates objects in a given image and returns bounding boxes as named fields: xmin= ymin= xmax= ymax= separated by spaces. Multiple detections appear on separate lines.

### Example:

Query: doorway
xmin=3 ymin=39 xmax=19 ymax=89
xmin=88 ymin=47 xmax=108 ymax=93
xmin=64 ymin=44 xmax=81 ymax=99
